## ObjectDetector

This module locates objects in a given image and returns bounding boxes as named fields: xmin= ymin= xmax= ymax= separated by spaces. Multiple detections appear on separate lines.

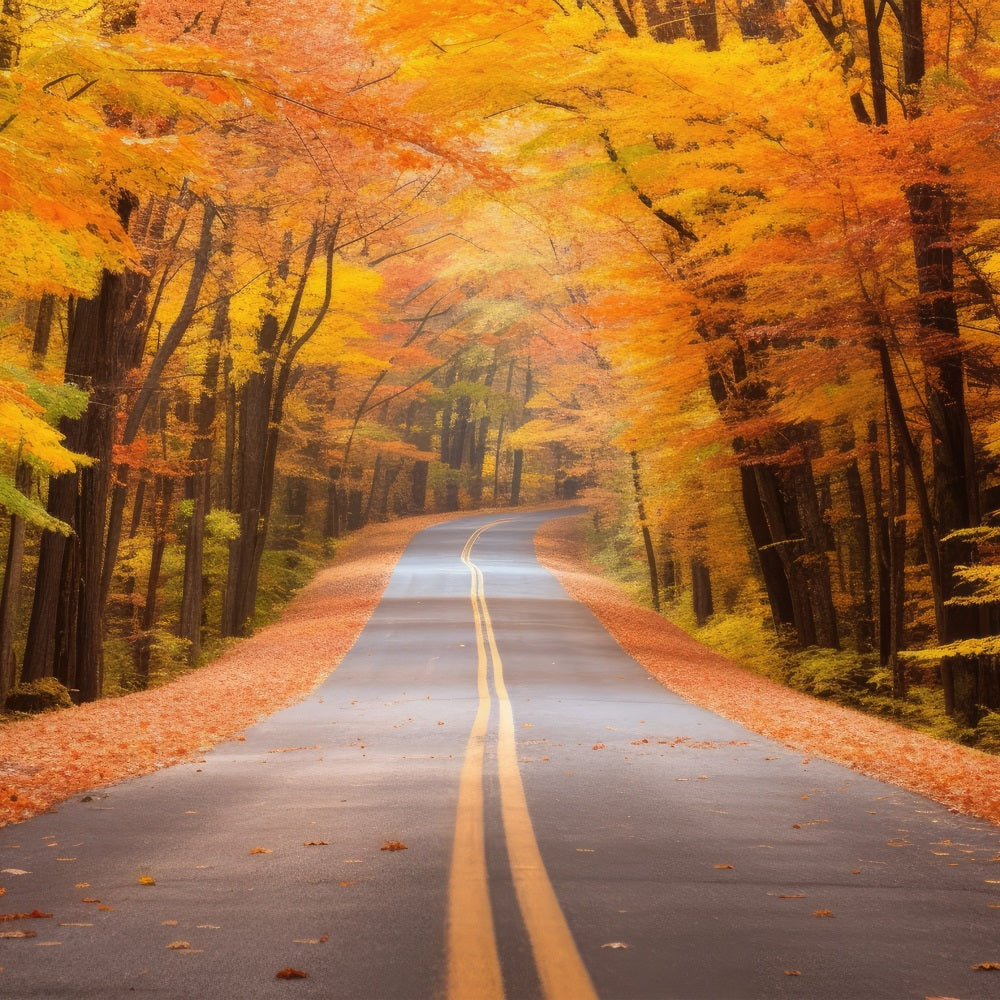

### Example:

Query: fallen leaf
xmin=0 ymin=910 xmax=51 ymax=922
xmin=59 ymin=922 xmax=93 ymax=927
xmin=601 ymin=942 xmax=629 ymax=949
xmin=74 ymin=883 xmax=89 ymax=889
xmin=304 ymin=841 xmax=329 ymax=847
xmin=380 ymin=841 xmax=407 ymax=852
xmin=0 ymin=930 xmax=36 ymax=938
xmin=784 ymin=970 xmax=801 ymax=976
xmin=592 ymin=743 xmax=606 ymax=750
xmin=292 ymin=938 xmax=324 ymax=945
xmin=777 ymin=894 xmax=806 ymax=899
xmin=339 ymin=881 xmax=357 ymax=887
xmin=713 ymin=864 xmax=734 ymax=870
xmin=81 ymin=898 xmax=99 ymax=903
xmin=972 ymin=962 xmax=1000 ymax=971
xmin=249 ymin=847 xmax=272 ymax=855
xmin=812 ymin=909 xmax=834 ymax=918
xmin=138 ymin=876 xmax=155 ymax=886
xmin=196 ymin=924 xmax=220 ymax=929
xmin=97 ymin=905 xmax=113 ymax=912
xmin=34 ymin=941 xmax=61 ymax=947
xmin=1 ymin=869 xmax=29 ymax=876
xmin=162 ymin=920 xmax=178 ymax=926
xmin=166 ymin=941 xmax=191 ymax=950
xmin=276 ymin=968 xmax=308 ymax=979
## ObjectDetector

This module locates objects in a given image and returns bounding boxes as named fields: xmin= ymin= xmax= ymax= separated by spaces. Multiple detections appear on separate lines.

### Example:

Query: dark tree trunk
xmin=631 ymin=451 xmax=660 ymax=612
xmin=222 ymin=318 xmax=278 ymax=638
xmin=134 ymin=475 xmax=174 ymax=685
xmin=691 ymin=556 xmax=714 ymax=626
xmin=324 ymin=466 xmax=341 ymax=538
xmin=687 ymin=0 xmax=720 ymax=50
xmin=510 ymin=449 xmax=524 ymax=507
xmin=177 ymin=292 xmax=227 ymax=661
xmin=31 ymin=293 xmax=55 ymax=362
xmin=22 ymin=194 xmax=142 ymax=699
xmin=411 ymin=460 xmax=429 ymax=514
xmin=0 ymin=462 xmax=30 ymax=701
xmin=841 ymin=442 xmax=874 ymax=651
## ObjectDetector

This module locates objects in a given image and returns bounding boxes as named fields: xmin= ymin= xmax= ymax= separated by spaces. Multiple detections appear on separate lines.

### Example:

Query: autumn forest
xmin=1 ymin=0 xmax=999 ymax=750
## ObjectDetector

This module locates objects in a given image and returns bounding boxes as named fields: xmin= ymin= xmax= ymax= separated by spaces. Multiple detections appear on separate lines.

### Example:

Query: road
xmin=1 ymin=509 xmax=1000 ymax=999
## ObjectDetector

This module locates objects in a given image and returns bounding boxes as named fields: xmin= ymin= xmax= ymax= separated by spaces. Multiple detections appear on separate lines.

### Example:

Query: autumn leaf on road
xmin=0 ymin=930 xmax=36 ymax=939
xmin=380 ymin=841 xmax=407 ymax=851
xmin=713 ymin=864 xmax=734 ymax=870
xmin=971 ymin=962 xmax=1000 ymax=971
xmin=813 ymin=910 xmax=834 ymax=918
xmin=138 ymin=876 xmax=155 ymax=885
xmin=0 ymin=910 xmax=52 ymax=921
xmin=166 ymin=941 xmax=191 ymax=950
xmin=249 ymin=847 xmax=272 ymax=855
xmin=276 ymin=968 xmax=308 ymax=979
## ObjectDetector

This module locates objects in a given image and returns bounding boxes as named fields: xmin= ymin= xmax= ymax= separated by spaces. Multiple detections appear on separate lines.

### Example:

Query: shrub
xmin=4 ymin=677 xmax=73 ymax=713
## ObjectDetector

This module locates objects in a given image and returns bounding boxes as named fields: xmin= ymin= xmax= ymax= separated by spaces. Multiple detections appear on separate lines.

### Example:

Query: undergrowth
xmin=683 ymin=608 xmax=986 ymax=751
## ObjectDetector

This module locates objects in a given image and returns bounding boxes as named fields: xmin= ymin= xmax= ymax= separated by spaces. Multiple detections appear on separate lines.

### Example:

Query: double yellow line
xmin=447 ymin=521 xmax=598 ymax=1000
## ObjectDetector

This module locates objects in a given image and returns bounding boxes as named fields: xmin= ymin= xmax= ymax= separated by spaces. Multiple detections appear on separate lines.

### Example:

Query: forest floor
xmin=1 ymin=506 xmax=999 ymax=829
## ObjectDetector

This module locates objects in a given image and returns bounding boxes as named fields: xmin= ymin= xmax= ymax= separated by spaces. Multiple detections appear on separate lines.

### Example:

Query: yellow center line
xmin=446 ymin=525 xmax=506 ymax=1000
xmin=449 ymin=520 xmax=599 ymax=1000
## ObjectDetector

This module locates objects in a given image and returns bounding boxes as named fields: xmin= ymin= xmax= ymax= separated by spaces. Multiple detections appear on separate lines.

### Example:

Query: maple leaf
xmin=380 ymin=841 xmax=407 ymax=851
xmin=0 ymin=910 xmax=51 ymax=922
xmin=249 ymin=847 xmax=272 ymax=855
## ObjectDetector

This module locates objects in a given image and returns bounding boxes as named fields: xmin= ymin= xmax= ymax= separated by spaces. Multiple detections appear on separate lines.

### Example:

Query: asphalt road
xmin=2 ymin=509 xmax=1000 ymax=999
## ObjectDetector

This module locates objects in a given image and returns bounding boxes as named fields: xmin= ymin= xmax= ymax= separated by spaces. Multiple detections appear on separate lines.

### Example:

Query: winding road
xmin=2 ymin=510 xmax=1000 ymax=998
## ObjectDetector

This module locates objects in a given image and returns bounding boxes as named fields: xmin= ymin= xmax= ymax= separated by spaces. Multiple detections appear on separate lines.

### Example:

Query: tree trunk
xmin=222 ymin=318 xmax=278 ymax=638
xmin=510 ymin=449 xmax=524 ymax=507
xmin=134 ymin=476 xmax=174 ymax=685
xmin=691 ymin=556 xmax=714 ymax=626
xmin=177 ymin=292 xmax=227 ymax=661
xmin=21 ymin=194 xmax=142 ymax=699
xmin=0 ymin=462 xmax=30 ymax=701
xmin=631 ymin=451 xmax=660 ymax=612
